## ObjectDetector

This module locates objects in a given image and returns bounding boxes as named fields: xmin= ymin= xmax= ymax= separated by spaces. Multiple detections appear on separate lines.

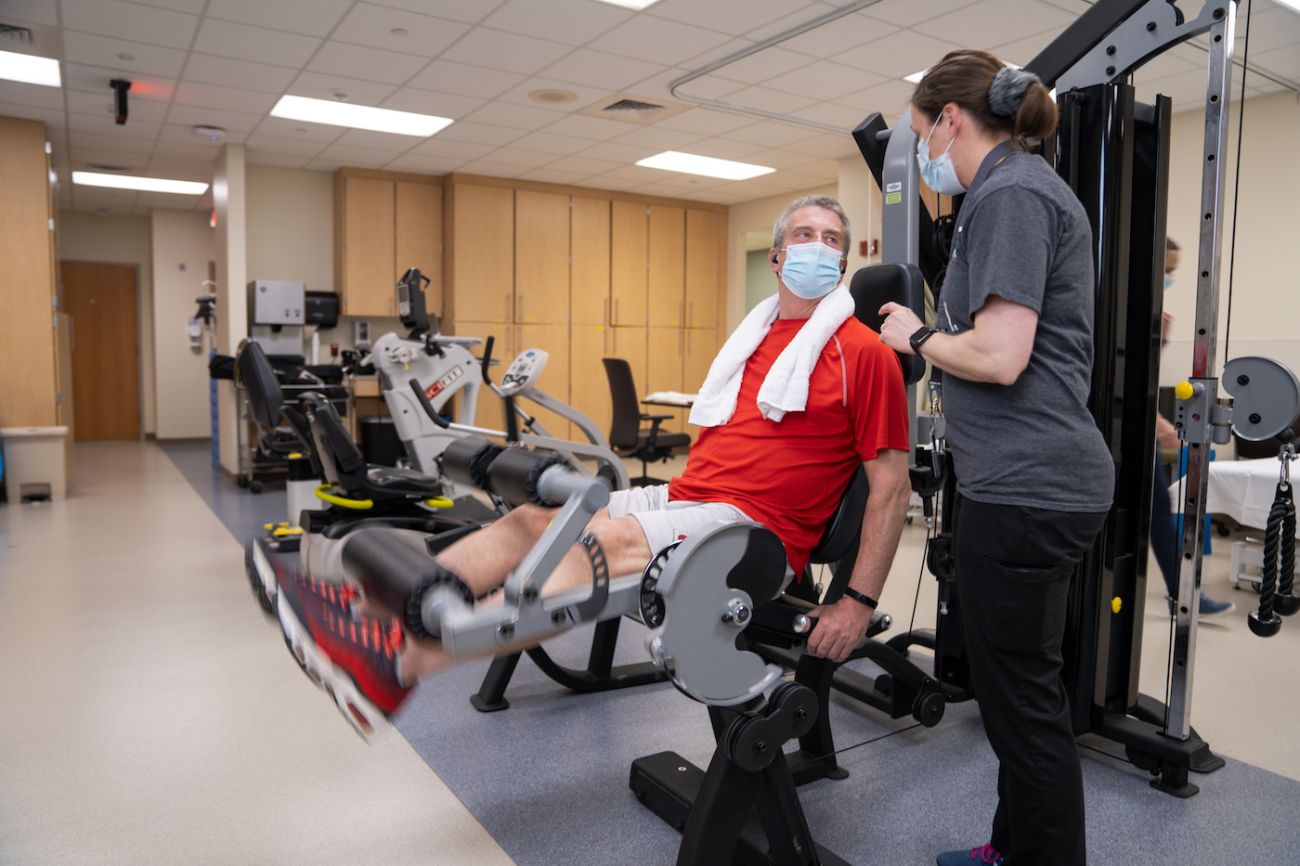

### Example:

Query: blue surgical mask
xmin=779 ymin=242 xmax=843 ymax=300
xmin=917 ymin=114 xmax=966 ymax=196
xmin=1163 ymin=274 xmax=1175 ymax=291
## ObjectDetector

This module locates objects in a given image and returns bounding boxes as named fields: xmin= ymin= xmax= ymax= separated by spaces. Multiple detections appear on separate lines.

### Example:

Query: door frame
xmin=60 ymin=259 xmax=144 ymax=441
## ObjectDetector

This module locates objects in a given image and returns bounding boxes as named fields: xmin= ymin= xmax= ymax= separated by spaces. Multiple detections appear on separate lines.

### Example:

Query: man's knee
xmin=586 ymin=515 xmax=652 ymax=575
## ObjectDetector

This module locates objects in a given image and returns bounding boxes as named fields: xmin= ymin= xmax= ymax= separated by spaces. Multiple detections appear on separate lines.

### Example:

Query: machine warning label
xmin=885 ymin=191 xmax=902 ymax=205
xmin=426 ymin=367 xmax=464 ymax=399
xmin=885 ymin=182 xmax=902 ymax=193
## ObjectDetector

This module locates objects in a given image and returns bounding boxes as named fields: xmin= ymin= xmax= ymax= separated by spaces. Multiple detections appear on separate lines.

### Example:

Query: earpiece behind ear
xmin=771 ymin=255 xmax=779 ymax=264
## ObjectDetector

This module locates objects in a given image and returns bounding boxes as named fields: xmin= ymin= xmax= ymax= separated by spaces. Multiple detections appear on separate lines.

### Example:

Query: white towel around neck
xmin=688 ymin=284 xmax=856 ymax=427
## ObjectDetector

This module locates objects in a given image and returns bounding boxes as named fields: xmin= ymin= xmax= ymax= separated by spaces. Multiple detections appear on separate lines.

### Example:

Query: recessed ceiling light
xmin=117 ymin=52 xmax=135 ymax=62
xmin=636 ymin=151 xmax=774 ymax=181
xmin=72 ymin=171 xmax=209 ymax=195
xmin=903 ymin=69 xmax=927 ymax=84
xmin=593 ymin=0 xmax=663 ymax=8
xmin=390 ymin=27 xmax=408 ymax=36
xmin=529 ymin=88 xmax=578 ymax=105
xmin=271 ymin=94 xmax=453 ymax=137
xmin=0 ymin=48 xmax=60 ymax=88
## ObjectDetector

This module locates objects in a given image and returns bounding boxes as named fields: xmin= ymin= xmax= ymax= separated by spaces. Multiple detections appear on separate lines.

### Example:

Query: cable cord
xmin=1163 ymin=443 xmax=1189 ymax=733
xmin=1223 ymin=0 xmax=1252 ymax=362
xmin=907 ymin=511 xmax=936 ymax=640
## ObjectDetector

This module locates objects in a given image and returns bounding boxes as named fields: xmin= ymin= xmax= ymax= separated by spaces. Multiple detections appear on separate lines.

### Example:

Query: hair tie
xmin=988 ymin=67 xmax=1041 ymax=117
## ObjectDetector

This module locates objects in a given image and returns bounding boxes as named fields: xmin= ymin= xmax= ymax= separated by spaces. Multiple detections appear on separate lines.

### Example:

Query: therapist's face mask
xmin=917 ymin=113 xmax=966 ymax=196
xmin=1164 ymin=274 xmax=1175 ymax=291
xmin=779 ymin=242 xmax=843 ymax=300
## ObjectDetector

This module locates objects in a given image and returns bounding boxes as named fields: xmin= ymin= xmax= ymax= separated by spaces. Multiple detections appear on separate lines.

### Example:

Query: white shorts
xmin=606 ymin=484 xmax=752 ymax=557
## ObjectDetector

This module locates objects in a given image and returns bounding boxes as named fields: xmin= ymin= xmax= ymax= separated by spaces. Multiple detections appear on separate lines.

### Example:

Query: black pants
xmin=1149 ymin=459 xmax=1181 ymax=598
xmin=953 ymin=494 xmax=1108 ymax=866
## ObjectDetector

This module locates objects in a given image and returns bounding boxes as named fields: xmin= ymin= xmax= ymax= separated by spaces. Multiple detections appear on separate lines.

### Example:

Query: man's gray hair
xmin=771 ymin=194 xmax=852 ymax=256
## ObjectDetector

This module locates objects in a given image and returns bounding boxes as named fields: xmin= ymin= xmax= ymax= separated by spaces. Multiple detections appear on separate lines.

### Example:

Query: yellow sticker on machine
xmin=885 ymin=191 xmax=902 ymax=205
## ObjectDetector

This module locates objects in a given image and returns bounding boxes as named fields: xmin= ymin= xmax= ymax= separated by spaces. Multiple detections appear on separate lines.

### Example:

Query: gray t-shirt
xmin=935 ymin=152 xmax=1114 ymax=512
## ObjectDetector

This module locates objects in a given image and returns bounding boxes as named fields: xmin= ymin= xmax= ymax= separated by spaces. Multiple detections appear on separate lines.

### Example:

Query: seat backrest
xmin=850 ymin=263 xmax=927 ymax=385
xmin=303 ymin=393 xmax=368 ymax=490
xmin=235 ymin=339 xmax=283 ymax=430
xmin=603 ymin=357 xmax=643 ymax=449
xmin=809 ymin=466 xmax=868 ymax=566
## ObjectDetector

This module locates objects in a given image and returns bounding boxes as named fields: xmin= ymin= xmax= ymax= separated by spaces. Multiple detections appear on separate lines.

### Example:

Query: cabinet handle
xmin=688 ymin=301 xmax=693 ymax=328
xmin=517 ymin=294 xmax=524 ymax=322
xmin=505 ymin=293 xmax=511 ymax=321
xmin=679 ymin=300 xmax=684 ymax=326
xmin=604 ymin=297 xmax=609 ymax=327
xmin=614 ymin=298 xmax=619 ymax=324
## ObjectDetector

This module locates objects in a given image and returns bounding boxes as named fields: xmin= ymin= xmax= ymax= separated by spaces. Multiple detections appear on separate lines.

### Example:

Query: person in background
xmin=1150 ymin=236 xmax=1235 ymax=617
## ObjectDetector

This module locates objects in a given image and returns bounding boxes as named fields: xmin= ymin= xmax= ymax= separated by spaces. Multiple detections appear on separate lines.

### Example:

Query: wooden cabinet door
xmin=646 ymin=326 xmax=686 ymax=432
xmin=516 ymin=322 xmax=571 ymax=440
xmin=452 ymin=319 xmax=513 ymax=434
xmin=452 ymin=184 xmax=514 ymax=323
xmin=610 ymin=200 xmax=647 ymax=326
xmin=395 ymin=181 xmax=442 ymax=317
xmin=342 ymin=177 xmax=395 ymax=317
xmin=515 ymin=189 xmax=569 ymax=324
xmin=647 ymin=206 xmax=685 ymax=327
xmin=683 ymin=328 xmax=719 ymax=437
xmin=570 ymin=325 xmax=612 ymax=442
xmin=685 ymin=209 xmax=722 ymax=329
xmin=608 ymin=326 xmax=648 ymax=409
xmin=571 ymin=197 xmax=610 ymax=326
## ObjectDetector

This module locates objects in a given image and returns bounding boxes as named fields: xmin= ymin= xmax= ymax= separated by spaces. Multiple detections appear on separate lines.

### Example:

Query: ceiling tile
xmin=913 ymin=0 xmax=1076 ymax=49
xmin=482 ymin=0 xmax=630 ymax=45
xmin=760 ymin=60 xmax=885 ymax=101
xmin=493 ymin=77 xmax=612 ymax=112
xmin=182 ymin=53 xmax=298 ymax=94
xmin=441 ymin=29 xmax=574 ymax=76
xmin=436 ymin=120 xmax=527 ymax=146
xmin=516 ymin=167 xmax=589 ymax=184
xmin=505 ymin=130 xmax=595 ymax=155
xmin=307 ymin=41 xmax=430 ymax=86
xmin=832 ymin=79 xmax=914 ymax=118
xmin=62 ymin=32 xmax=188 ymax=78
xmin=575 ymin=173 xmax=644 ymax=191
xmin=711 ymin=47 xmax=812 ymax=85
xmin=157 ymin=122 xmax=246 ymax=145
xmin=332 ymin=4 xmax=470 ymax=56
xmin=61 ymin=0 xmax=198 ymax=49
xmin=833 ymin=28 xmax=959 ymax=79
xmin=173 ymin=81 xmax=279 ymax=114
xmin=778 ymin=10 xmax=900 ymax=56
xmin=383 ymin=152 xmax=465 ymax=174
xmin=575 ymin=140 xmax=657 ymax=162
xmin=780 ymin=131 xmax=860 ymax=160
xmin=461 ymin=101 xmax=567 ymax=131
xmin=676 ymin=137 xmax=765 ymax=160
xmin=164 ymin=103 xmax=265 ymax=133
xmin=67 ymin=112 xmax=161 ymax=141
xmin=592 ymin=163 xmax=666 ymax=183
xmin=618 ymin=66 xmax=694 ymax=103
xmin=381 ymin=87 xmax=485 ymax=119
xmin=1130 ymin=50 xmax=1200 ymax=85
xmin=788 ymin=100 xmax=872 ymax=130
xmin=654 ymin=106 xmax=761 ymax=136
xmin=204 ymin=0 xmax=352 ymax=37
xmin=124 ymin=0 xmax=208 ymax=12
xmin=455 ymin=159 xmax=526 ymax=178
xmin=64 ymin=89 xmax=167 ymax=123
xmin=674 ymin=75 xmax=748 ymax=101
xmin=992 ymin=26 xmax=1070 ymax=68
xmin=314 ymin=142 xmax=404 ymax=167
xmin=540 ymin=49 xmax=668 ymax=91
xmin=406 ymin=60 xmax=525 ymax=99
xmin=191 ymin=19 xmax=321 ymax=68
xmin=716 ymin=86 xmax=813 ymax=116
xmin=862 ymin=0 xmax=979 ymax=28
xmin=589 ymin=15 xmax=734 ymax=66
xmin=610 ymin=125 xmax=704 ymax=150
xmin=477 ymin=147 xmax=558 ymax=168
xmin=0 ymin=101 xmax=65 ymax=127
xmin=251 ymin=116 xmax=344 ymax=143
xmin=1233 ymin=6 xmax=1300 ymax=56
xmin=737 ymin=146 xmax=818 ymax=170
xmin=2 ymin=0 xmax=58 ymax=25
xmin=140 ymin=157 xmax=212 ymax=180
xmin=536 ymin=114 xmax=633 ymax=141
xmin=366 ymin=0 xmax=506 ymax=25
xmin=542 ymin=154 xmax=624 ymax=175
xmin=245 ymin=152 xmax=313 ymax=169
xmin=0 ymin=80 xmax=65 ymax=111
xmin=287 ymin=72 xmax=396 ymax=106
xmin=152 ymin=137 xmax=225 ymax=159
xmin=648 ymin=0 xmax=816 ymax=37
xmin=720 ymin=119 xmax=819 ymax=147
xmin=244 ymin=133 xmax=329 ymax=156
xmin=333 ymin=128 xmax=423 ymax=152
xmin=408 ymin=136 xmax=497 ymax=160
xmin=69 ymin=146 xmax=150 ymax=169
xmin=1249 ymin=45 xmax=1300 ymax=82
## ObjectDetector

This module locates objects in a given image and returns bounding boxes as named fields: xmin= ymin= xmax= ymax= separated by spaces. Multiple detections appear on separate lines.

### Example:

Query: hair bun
xmin=988 ymin=67 xmax=1041 ymax=117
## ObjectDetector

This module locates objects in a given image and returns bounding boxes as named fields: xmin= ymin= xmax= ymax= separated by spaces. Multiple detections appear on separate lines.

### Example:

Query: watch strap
xmin=842 ymin=587 xmax=879 ymax=609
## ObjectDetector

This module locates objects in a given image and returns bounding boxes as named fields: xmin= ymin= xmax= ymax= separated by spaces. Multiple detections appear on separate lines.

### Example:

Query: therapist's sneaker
xmin=276 ymin=573 xmax=412 ymax=739
xmin=936 ymin=843 xmax=1005 ymax=865
xmin=1166 ymin=594 xmax=1236 ymax=618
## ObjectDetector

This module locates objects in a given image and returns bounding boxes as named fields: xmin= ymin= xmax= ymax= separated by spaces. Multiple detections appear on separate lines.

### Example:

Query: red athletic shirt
xmin=668 ymin=317 xmax=909 ymax=575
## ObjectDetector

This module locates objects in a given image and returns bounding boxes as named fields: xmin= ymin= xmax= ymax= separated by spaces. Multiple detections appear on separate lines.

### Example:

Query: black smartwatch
xmin=909 ymin=325 xmax=937 ymax=356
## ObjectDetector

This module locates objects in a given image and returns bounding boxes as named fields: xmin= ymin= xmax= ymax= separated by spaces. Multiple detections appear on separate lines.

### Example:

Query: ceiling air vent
xmin=0 ymin=18 xmax=62 ymax=55
xmin=579 ymin=93 xmax=687 ymax=126
xmin=85 ymin=163 xmax=131 ymax=172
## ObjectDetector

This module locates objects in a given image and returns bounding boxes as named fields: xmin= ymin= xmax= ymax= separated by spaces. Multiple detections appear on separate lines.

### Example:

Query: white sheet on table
xmin=1169 ymin=456 xmax=1298 ymax=538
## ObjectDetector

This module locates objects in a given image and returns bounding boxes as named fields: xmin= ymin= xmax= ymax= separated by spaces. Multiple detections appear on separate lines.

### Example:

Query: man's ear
xmin=769 ymin=249 xmax=780 ymax=270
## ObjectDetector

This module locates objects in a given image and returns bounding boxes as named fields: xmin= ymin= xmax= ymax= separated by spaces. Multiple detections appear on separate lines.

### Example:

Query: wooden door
xmin=342 ymin=176 xmax=395 ymax=317
xmin=685 ymin=209 xmax=722 ymax=329
xmin=646 ymin=326 xmax=685 ymax=432
xmin=571 ymin=197 xmax=611 ymax=326
xmin=570 ymin=325 xmax=612 ymax=441
xmin=516 ymin=322 xmax=571 ymax=440
xmin=395 ymin=181 xmax=442 ymax=317
xmin=647 ymin=206 xmax=685 ymax=327
xmin=453 ymin=319 xmax=513 ymax=433
xmin=61 ymin=262 xmax=140 ymax=440
xmin=452 ymin=184 xmax=514 ymax=323
xmin=610 ymin=200 xmax=647 ymax=326
xmin=515 ymin=190 xmax=569 ymax=324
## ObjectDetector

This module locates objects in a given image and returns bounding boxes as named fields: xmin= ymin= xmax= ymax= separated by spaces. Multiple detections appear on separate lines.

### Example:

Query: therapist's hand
xmin=1156 ymin=414 xmax=1180 ymax=451
xmin=878 ymin=302 xmax=924 ymax=355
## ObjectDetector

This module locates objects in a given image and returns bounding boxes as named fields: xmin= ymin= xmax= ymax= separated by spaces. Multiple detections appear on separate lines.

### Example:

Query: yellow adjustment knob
xmin=1174 ymin=381 xmax=1195 ymax=401
xmin=288 ymin=452 xmax=302 ymax=460
xmin=1112 ymin=596 xmax=1123 ymax=615
xmin=263 ymin=523 xmax=274 ymax=530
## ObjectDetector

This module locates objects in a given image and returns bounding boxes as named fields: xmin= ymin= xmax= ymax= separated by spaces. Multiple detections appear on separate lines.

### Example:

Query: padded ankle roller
xmin=441 ymin=436 xmax=504 ymax=492
xmin=343 ymin=529 xmax=475 ymax=639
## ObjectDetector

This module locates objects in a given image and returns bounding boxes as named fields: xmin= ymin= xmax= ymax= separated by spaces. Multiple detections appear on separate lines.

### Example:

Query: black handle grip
xmin=480 ymin=336 xmax=496 ymax=386
xmin=408 ymin=379 xmax=450 ymax=428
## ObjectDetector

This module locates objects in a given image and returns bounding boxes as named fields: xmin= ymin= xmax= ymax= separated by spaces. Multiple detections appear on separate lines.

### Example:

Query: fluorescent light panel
xmin=636 ymin=151 xmax=775 ymax=181
xmin=271 ymin=95 xmax=452 ymax=137
xmin=594 ymin=0 xmax=662 ymax=9
xmin=1274 ymin=0 xmax=1300 ymax=14
xmin=0 ymin=48 xmax=61 ymax=88
xmin=903 ymin=68 xmax=927 ymax=84
xmin=72 ymin=171 xmax=208 ymax=195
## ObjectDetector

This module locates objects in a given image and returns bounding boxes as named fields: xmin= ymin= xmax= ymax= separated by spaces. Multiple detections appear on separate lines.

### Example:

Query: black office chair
xmin=602 ymin=357 xmax=691 ymax=487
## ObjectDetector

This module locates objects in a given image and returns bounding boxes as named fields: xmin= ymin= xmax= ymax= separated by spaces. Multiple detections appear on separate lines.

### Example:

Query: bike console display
xmin=498 ymin=349 xmax=549 ymax=397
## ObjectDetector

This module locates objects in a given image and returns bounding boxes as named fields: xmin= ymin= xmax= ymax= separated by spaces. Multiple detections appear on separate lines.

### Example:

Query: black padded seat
xmin=364 ymin=465 xmax=446 ymax=498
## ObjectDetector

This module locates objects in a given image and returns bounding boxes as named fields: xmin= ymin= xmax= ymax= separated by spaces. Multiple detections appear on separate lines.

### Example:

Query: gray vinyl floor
xmin=4 ymin=440 xmax=1297 ymax=865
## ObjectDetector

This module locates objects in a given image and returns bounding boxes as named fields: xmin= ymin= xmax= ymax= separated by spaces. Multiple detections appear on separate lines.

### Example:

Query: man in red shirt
xmin=275 ymin=195 xmax=913 ymax=735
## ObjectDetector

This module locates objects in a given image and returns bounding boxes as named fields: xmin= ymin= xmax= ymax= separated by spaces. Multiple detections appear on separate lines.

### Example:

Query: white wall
xmin=1162 ymin=90 xmax=1300 ymax=387
xmin=245 ymin=165 xmax=333 ymax=293
xmin=56 ymin=212 xmax=156 ymax=436
xmin=150 ymin=209 xmax=216 ymax=439
xmin=214 ymin=144 xmax=247 ymax=474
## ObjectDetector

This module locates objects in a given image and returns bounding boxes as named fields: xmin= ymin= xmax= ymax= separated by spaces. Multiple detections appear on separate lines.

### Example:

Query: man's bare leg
xmin=396 ymin=513 xmax=653 ymax=680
